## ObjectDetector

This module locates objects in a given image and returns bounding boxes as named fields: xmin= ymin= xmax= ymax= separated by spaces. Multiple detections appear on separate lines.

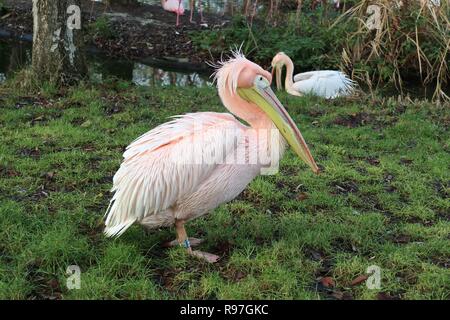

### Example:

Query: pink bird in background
xmin=189 ymin=0 xmax=204 ymax=23
xmin=104 ymin=52 xmax=319 ymax=263
xmin=161 ymin=0 xmax=205 ymax=26
xmin=161 ymin=0 xmax=185 ymax=26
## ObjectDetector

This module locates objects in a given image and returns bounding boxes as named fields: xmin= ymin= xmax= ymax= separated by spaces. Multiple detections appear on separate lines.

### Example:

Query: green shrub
xmin=89 ymin=15 xmax=114 ymax=39
xmin=0 ymin=0 xmax=5 ymax=13
xmin=191 ymin=9 xmax=352 ymax=72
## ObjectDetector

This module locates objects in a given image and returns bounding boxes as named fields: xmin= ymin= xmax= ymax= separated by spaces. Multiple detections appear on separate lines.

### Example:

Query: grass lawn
xmin=0 ymin=80 xmax=449 ymax=300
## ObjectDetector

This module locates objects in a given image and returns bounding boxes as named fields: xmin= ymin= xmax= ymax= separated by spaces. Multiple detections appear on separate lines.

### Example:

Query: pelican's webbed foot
xmin=173 ymin=219 xmax=220 ymax=263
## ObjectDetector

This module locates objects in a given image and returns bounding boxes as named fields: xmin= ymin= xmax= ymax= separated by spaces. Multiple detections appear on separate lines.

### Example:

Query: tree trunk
xmin=32 ymin=0 xmax=86 ymax=85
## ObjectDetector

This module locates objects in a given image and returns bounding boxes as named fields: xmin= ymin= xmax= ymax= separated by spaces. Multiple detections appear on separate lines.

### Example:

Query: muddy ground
xmin=0 ymin=0 xmax=230 ymax=65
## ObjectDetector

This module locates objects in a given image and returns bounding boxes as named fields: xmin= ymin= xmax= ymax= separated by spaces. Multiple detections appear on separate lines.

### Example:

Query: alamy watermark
xmin=168 ymin=125 xmax=282 ymax=175
xmin=67 ymin=5 xmax=82 ymax=30
xmin=365 ymin=1 xmax=442 ymax=31
xmin=66 ymin=265 xmax=81 ymax=290
xmin=366 ymin=5 xmax=382 ymax=30
xmin=49 ymin=4 xmax=82 ymax=53
xmin=366 ymin=265 xmax=381 ymax=290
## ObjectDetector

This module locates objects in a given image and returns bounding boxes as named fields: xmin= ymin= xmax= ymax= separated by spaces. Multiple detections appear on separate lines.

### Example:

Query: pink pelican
xmin=104 ymin=52 xmax=319 ymax=262
xmin=272 ymin=52 xmax=356 ymax=99
xmin=161 ymin=0 xmax=185 ymax=26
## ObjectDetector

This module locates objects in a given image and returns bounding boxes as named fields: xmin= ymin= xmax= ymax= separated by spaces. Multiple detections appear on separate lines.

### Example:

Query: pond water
xmin=1 ymin=39 xmax=445 ymax=99
xmin=92 ymin=0 xmax=254 ymax=16
xmin=141 ymin=0 xmax=233 ymax=15
xmin=0 ymin=39 xmax=213 ymax=87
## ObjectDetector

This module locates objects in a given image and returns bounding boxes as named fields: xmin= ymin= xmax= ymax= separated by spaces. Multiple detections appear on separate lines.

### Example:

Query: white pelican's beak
xmin=238 ymin=78 xmax=320 ymax=174
xmin=271 ymin=64 xmax=282 ymax=91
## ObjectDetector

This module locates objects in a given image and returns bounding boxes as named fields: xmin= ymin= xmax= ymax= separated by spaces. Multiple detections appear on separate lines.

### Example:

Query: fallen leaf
xmin=399 ymin=158 xmax=413 ymax=165
xmin=48 ymin=279 xmax=59 ymax=289
xmin=1 ymin=13 xmax=12 ymax=20
xmin=32 ymin=115 xmax=44 ymax=122
xmin=309 ymin=249 xmax=323 ymax=261
xmin=81 ymin=120 xmax=92 ymax=127
xmin=320 ymin=276 xmax=335 ymax=288
xmin=351 ymin=274 xmax=369 ymax=286
xmin=331 ymin=291 xmax=344 ymax=300
xmin=297 ymin=192 xmax=309 ymax=201
xmin=377 ymin=292 xmax=400 ymax=300
xmin=234 ymin=271 xmax=246 ymax=281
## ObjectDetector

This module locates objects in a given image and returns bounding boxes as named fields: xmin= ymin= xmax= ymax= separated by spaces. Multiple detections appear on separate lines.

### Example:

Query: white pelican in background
xmin=104 ymin=52 xmax=319 ymax=262
xmin=272 ymin=52 xmax=356 ymax=99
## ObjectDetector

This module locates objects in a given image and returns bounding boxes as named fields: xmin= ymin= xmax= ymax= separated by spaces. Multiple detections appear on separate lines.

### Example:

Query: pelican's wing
xmin=293 ymin=70 xmax=356 ymax=98
xmin=293 ymin=71 xmax=318 ymax=82
xmin=104 ymin=112 xmax=243 ymax=237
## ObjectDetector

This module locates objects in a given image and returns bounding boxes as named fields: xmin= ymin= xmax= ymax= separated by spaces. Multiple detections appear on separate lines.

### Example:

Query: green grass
xmin=0 ymin=80 xmax=449 ymax=300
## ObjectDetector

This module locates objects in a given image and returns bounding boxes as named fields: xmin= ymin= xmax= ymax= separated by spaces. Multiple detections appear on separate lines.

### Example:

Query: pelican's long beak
xmin=238 ymin=85 xmax=320 ymax=174
xmin=272 ymin=64 xmax=283 ymax=91
xmin=271 ymin=65 xmax=282 ymax=91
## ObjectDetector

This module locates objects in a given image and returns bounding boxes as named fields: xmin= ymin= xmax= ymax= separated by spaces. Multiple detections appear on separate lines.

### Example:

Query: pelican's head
xmin=213 ymin=51 xmax=319 ymax=174
xmin=271 ymin=52 xmax=291 ymax=91
xmin=271 ymin=52 xmax=290 ymax=69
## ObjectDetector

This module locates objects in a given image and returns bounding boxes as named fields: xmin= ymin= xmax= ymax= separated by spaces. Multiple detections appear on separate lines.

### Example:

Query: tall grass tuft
xmin=335 ymin=0 xmax=449 ymax=102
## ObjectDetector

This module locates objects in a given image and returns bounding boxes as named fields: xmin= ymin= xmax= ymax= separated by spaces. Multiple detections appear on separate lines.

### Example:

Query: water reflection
xmin=0 ymin=40 xmax=31 ymax=84
xmin=0 ymin=39 xmax=211 ymax=87
xmin=132 ymin=62 xmax=212 ymax=87
xmin=92 ymin=0 xmax=249 ymax=16
xmin=143 ymin=0 xmax=255 ymax=16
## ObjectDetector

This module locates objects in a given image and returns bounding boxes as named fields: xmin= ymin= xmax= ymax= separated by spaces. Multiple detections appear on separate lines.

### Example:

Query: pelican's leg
xmin=174 ymin=219 xmax=220 ymax=263
xmin=162 ymin=237 xmax=203 ymax=248
xmin=176 ymin=0 xmax=181 ymax=26
xmin=276 ymin=66 xmax=282 ymax=91
xmin=190 ymin=0 xmax=195 ymax=23
xmin=199 ymin=0 xmax=205 ymax=23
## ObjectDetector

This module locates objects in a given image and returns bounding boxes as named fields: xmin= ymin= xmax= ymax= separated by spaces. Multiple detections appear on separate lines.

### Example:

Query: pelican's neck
xmin=283 ymin=57 xmax=295 ymax=92
xmin=219 ymin=88 xmax=273 ymax=130
xmin=279 ymin=57 xmax=303 ymax=96
xmin=219 ymin=86 xmax=288 ymax=165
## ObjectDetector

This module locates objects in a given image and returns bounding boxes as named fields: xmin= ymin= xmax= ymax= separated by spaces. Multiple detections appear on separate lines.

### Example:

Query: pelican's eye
xmin=254 ymin=75 xmax=269 ymax=89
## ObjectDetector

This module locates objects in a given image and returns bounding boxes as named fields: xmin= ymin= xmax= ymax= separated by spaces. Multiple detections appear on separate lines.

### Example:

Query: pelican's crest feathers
xmin=212 ymin=49 xmax=248 ymax=96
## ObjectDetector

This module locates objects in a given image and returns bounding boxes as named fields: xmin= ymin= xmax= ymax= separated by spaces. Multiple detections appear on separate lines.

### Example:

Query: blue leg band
xmin=181 ymin=238 xmax=191 ymax=249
